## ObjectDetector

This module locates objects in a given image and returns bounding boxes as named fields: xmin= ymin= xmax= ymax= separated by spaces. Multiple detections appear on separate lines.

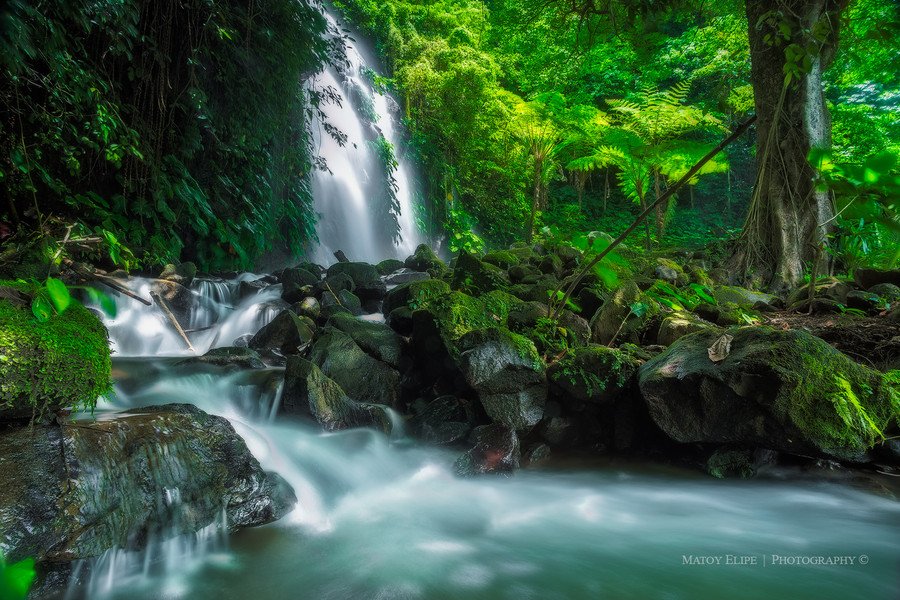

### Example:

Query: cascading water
xmin=308 ymin=6 xmax=423 ymax=265
xmin=67 ymin=276 xmax=900 ymax=600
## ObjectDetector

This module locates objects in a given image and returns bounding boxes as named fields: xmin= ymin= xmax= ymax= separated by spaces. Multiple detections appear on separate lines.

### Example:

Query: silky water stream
xmin=61 ymin=275 xmax=900 ymax=600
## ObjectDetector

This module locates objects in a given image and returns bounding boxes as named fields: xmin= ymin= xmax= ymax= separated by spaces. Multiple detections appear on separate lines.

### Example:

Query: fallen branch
xmin=150 ymin=291 xmax=196 ymax=353
xmin=549 ymin=115 xmax=758 ymax=321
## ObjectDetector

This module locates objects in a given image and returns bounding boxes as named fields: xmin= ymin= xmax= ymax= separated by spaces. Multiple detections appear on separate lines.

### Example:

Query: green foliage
xmin=1 ymin=0 xmax=334 ymax=270
xmin=0 ymin=552 xmax=35 ymax=600
xmin=0 ymin=294 xmax=111 ymax=417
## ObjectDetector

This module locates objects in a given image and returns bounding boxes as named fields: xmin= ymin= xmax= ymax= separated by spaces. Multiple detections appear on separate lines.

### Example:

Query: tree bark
xmin=734 ymin=0 xmax=846 ymax=292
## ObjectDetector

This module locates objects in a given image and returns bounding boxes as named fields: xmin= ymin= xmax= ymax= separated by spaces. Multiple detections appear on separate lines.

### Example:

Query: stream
xmin=65 ymin=276 xmax=900 ymax=600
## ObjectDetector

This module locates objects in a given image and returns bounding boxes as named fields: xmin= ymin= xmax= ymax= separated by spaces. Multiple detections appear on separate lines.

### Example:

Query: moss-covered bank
xmin=0 ymin=298 xmax=111 ymax=420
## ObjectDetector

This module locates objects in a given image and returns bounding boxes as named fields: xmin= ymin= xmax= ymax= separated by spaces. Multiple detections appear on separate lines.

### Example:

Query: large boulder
xmin=150 ymin=279 xmax=195 ymax=324
xmin=282 ymin=357 xmax=393 ymax=433
xmin=192 ymin=346 xmax=266 ymax=370
xmin=412 ymin=395 xmax=472 ymax=445
xmin=638 ymin=327 xmax=898 ymax=462
xmin=458 ymin=328 xmax=547 ymax=430
xmin=0 ymin=404 xmax=294 ymax=565
xmin=248 ymin=310 xmax=315 ymax=356
xmin=308 ymin=327 xmax=401 ymax=408
xmin=328 ymin=312 xmax=404 ymax=369
xmin=326 ymin=262 xmax=386 ymax=300
xmin=548 ymin=344 xmax=639 ymax=408
xmin=854 ymin=268 xmax=900 ymax=289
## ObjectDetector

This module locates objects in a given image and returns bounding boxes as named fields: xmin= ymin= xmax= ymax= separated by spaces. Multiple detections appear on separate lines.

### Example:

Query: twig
xmin=150 ymin=291 xmax=196 ymax=353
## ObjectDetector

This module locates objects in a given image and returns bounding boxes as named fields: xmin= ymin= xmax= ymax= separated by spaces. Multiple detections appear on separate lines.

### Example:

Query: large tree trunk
xmin=734 ymin=0 xmax=846 ymax=292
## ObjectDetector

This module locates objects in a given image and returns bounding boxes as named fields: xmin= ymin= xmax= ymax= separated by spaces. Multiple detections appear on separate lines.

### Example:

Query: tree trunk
xmin=734 ymin=0 xmax=846 ymax=292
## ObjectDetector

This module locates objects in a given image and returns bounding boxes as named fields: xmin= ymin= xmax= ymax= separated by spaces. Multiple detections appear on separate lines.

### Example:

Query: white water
xmin=308 ymin=6 xmax=422 ymax=264
xmin=68 ymin=275 xmax=900 ymax=600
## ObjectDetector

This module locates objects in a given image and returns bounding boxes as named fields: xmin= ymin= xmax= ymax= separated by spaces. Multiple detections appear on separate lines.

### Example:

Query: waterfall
xmin=308 ymin=6 xmax=423 ymax=265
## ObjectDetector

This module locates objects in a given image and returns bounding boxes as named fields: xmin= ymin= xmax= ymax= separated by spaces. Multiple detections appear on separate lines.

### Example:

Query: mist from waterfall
xmin=308 ymin=6 xmax=423 ymax=265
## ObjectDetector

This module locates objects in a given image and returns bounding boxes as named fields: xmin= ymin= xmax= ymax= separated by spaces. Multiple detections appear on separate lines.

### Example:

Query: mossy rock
xmin=483 ymin=250 xmax=520 ymax=269
xmin=714 ymin=285 xmax=779 ymax=310
xmin=382 ymin=279 xmax=451 ymax=316
xmin=325 ymin=262 xmax=386 ymax=300
xmin=657 ymin=311 xmax=719 ymax=346
xmin=452 ymin=252 xmax=510 ymax=295
xmin=639 ymin=326 xmax=899 ymax=462
xmin=0 ymin=300 xmax=111 ymax=420
xmin=590 ymin=281 xmax=661 ymax=345
xmin=548 ymin=344 xmax=640 ymax=407
xmin=376 ymin=258 xmax=405 ymax=276
xmin=507 ymin=245 xmax=536 ymax=263
xmin=412 ymin=290 xmax=497 ymax=357
xmin=404 ymin=244 xmax=448 ymax=276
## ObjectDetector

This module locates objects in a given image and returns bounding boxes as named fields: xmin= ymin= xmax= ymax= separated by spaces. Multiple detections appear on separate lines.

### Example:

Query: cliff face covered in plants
xmin=1 ymin=0 xmax=335 ymax=271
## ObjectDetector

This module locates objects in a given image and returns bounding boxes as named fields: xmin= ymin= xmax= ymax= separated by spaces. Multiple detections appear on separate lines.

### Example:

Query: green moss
xmin=451 ymin=252 xmax=509 ymax=294
xmin=747 ymin=327 xmax=896 ymax=458
xmin=549 ymin=344 xmax=638 ymax=402
xmin=505 ymin=329 xmax=542 ymax=371
xmin=422 ymin=290 xmax=495 ymax=346
xmin=482 ymin=250 xmax=520 ymax=269
xmin=0 ymin=299 xmax=111 ymax=418
xmin=480 ymin=289 xmax=523 ymax=325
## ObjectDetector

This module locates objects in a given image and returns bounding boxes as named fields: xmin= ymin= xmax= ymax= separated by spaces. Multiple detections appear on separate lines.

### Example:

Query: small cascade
xmin=97 ymin=275 xmax=283 ymax=357
xmin=308 ymin=6 xmax=423 ymax=264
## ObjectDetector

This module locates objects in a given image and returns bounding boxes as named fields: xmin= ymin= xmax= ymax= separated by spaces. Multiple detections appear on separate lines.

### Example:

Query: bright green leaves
xmin=0 ymin=554 xmax=36 ymax=600
xmin=45 ymin=278 xmax=72 ymax=314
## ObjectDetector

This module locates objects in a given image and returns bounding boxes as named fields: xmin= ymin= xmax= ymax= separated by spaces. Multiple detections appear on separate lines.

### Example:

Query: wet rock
xmin=638 ymin=327 xmax=897 ymax=462
xmin=158 ymin=262 xmax=197 ymax=287
xmin=314 ymin=272 xmax=356 ymax=297
xmin=238 ymin=278 xmax=269 ymax=300
xmin=321 ymin=288 xmax=363 ymax=316
xmin=193 ymin=346 xmax=266 ymax=370
xmin=523 ymin=443 xmax=552 ymax=467
xmin=282 ymin=357 xmax=393 ymax=433
xmin=386 ymin=306 xmax=414 ymax=336
xmin=281 ymin=267 xmax=320 ymax=303
xmin=292 ymin=296 xmax=321 ymax=320
xmin=404 ymin=244 xmax=447 ymax=275
xmin=248 ymin=310 xmax=316 ymax=356
xmin=413 ymin=395 xmax=471 ymax=445
xmin=706 ymin=448 xmax=757 ymax=479
xmin=548 ymin=344 xmax=640 ymax=407
xmin=458 ymin=328 xmax=546 ymax=430
xmin=383 ymin=268 xmax=430 ymax=286
xmin=0 ymin=404 xmax=295 ymax=564
xmin=454 ymin=424 xmax=520 ymax=476
xmin=538 ymin=253 xmax=564 ymax=277
xmin=326 ymin=262 xmax=386 ymax=300
xmin=309 ymin=327 xmax=401 ymax=408
xmin=328 ymin=312 xmax=404 ymax=368
xmin=376 ymin=258 xmax=405 ymax=276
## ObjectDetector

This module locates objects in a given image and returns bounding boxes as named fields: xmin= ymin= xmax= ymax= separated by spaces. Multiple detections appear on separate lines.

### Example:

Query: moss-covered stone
xmin=382 ymin=278 xmax=451 ymax=316
xmin=714 ymin=285 xmax=779 ymax=309
xmin=706 ymin=449 xmax=756 ymax=479
xmin=483 ymin=250 xmax=520 ymax=269
xmin=639 ymin=326 xmax=899 ymax=461
xmin=0 ymin=299 xmax=111 ymax=420
xmin=404 ymin=244 xmax=447 ymax=276
xmin=452 ymin=252 xmax=510 ymax=294
xmin=375 ymin=258 xmax=405 ymax=275
xmin=548 ymin=344 xmax=639 ymax=406
xmin=590 ymin=280 xmax=661 ymax=345
xmin=657 ymin=311 xmax=719 ymax=346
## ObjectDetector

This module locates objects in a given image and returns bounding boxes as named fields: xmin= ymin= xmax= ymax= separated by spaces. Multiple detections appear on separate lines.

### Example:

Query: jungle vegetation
xmin=0 ymin=0 xmax=898 ymax=288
